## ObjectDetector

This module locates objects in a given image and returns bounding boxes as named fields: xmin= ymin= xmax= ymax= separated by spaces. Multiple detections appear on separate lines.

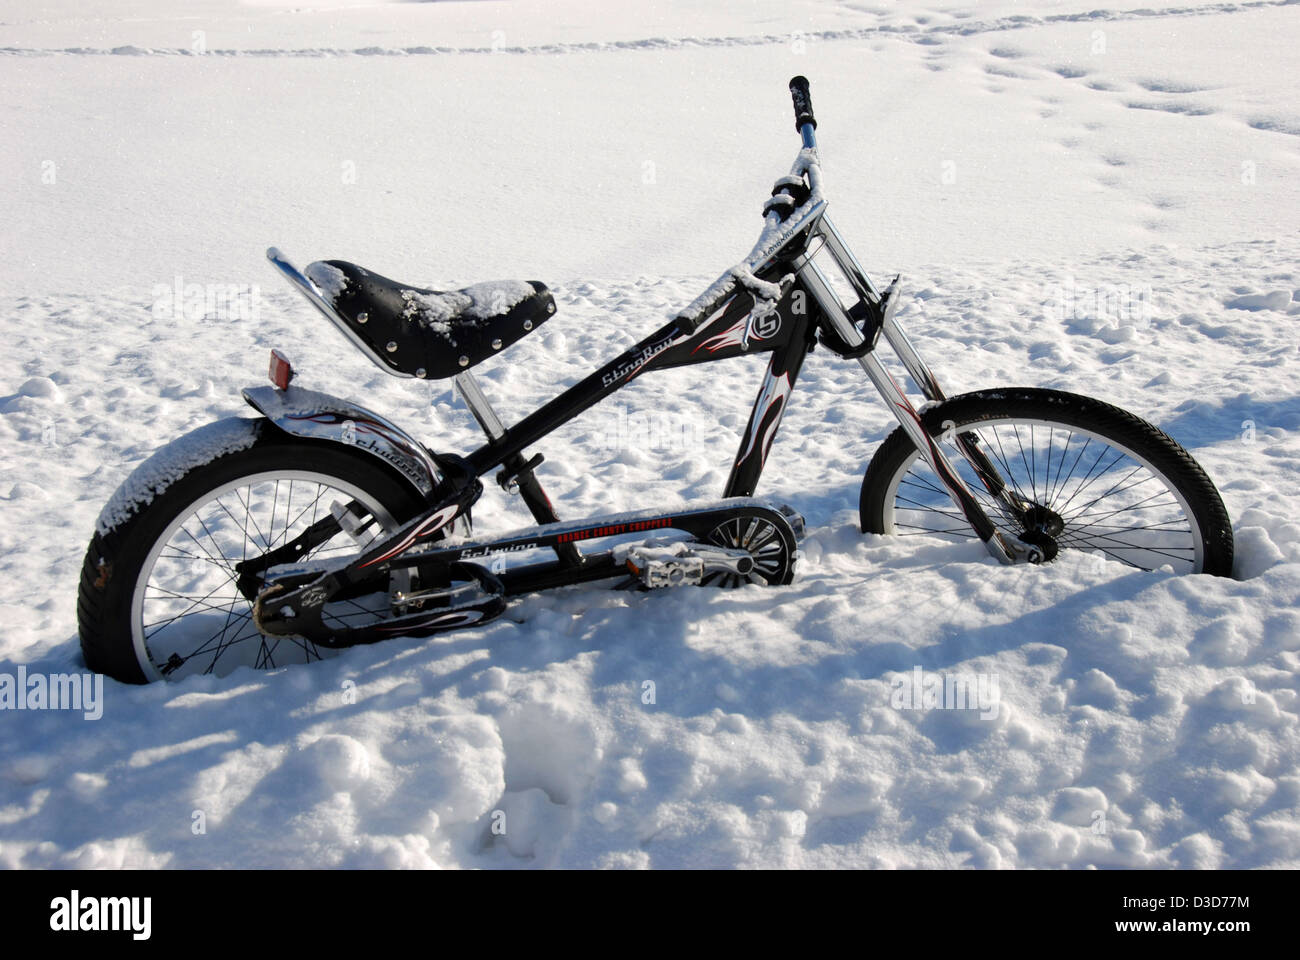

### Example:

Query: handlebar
xmin=673 ymin=79 xmax=827 ymax=333
xmin=789 ymin=75 xmax=817 ymax=145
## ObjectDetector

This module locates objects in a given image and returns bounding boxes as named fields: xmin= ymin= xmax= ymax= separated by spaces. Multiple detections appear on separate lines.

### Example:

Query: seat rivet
xmin=523 ymin=319 xmax=533 ymax=330
xmin=357 ymin=312 xmax=369 ymax=324
xmin=386 ymin=341 xmax=398 ymax=352
xmin=547 ymin=303 xmax=555 ymax=313
xmin=415 ymin=368 xmax=427 ymax=378
xmin=492 ymin=338 xmax=502 ymax=350
xmin=459 ymin=355 xmax=469 ymax=367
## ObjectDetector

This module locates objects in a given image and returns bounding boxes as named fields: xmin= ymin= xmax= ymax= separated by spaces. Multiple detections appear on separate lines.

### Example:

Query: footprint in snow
xmin=1247 ymin=116 xmax=1300 ymax=137
xmin=1224 ymin=290 xmax=1293 ymax=312
xmin=1125 ymin=100 xmax=1215 ymax=117
xmin=1137 ymin=78 xmax=1211 ymax=93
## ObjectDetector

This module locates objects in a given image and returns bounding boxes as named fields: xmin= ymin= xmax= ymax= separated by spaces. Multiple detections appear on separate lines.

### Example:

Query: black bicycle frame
xmin=443 ymin=200 xmax=1029 ymax=569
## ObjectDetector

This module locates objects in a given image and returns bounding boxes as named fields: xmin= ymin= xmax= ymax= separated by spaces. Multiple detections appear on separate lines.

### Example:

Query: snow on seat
xmin=305 ymin=260 xmax=555 ymax=380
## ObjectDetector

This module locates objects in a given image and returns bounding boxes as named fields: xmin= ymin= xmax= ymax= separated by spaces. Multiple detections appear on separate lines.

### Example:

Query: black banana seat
xmin=305 ymin=259 xmax=555 ymax=379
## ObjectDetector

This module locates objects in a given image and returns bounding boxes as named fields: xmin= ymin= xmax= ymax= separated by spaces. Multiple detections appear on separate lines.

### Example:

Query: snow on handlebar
xmin=674 ymin=82 xmax=825 ymax=335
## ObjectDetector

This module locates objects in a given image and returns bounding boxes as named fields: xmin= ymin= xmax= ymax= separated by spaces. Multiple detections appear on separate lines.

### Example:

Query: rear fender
xmin=242 ymin=384 xmax=440 ymax=498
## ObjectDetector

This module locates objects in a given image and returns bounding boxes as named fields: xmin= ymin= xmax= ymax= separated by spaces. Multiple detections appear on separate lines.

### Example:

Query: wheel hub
xmin=1016 ymin=503 xmax=1063 ymax=563
xmin=1020 ymin=503 xmax=1065 ymax=537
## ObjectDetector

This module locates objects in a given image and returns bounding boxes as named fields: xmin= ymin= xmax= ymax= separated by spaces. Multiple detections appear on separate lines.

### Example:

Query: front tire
xmin=78 ymin=420 xmax=428 ymax=683
xmin=859 ymin=388 xmax=1234 ymax=576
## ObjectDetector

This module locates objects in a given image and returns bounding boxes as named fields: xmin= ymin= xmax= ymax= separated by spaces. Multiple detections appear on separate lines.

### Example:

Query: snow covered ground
xmin=0 ymin=0 xmax=1297 ymax=868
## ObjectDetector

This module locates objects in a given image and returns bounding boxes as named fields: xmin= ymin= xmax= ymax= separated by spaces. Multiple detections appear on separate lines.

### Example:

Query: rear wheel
xmin=859 ymin=388 xmax=1234 ymax=576
xmin=78 ymin=421 xmax=427 ymax=683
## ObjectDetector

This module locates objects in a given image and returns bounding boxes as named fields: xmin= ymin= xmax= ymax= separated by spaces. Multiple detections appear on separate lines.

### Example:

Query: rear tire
xmin=859 ymin=388 xmax=1234 ymax=576
xmin=78 ymin=420 xmax=428 ymax=683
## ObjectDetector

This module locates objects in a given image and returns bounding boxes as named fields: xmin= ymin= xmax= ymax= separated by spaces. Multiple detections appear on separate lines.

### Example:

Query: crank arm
xmin=253 ymin=477 xmax=483 ymax=633
xmin=255 ymin=562 xmax=506 ymax=648
xmin=696 ymin=545 xmax=758 ymax=576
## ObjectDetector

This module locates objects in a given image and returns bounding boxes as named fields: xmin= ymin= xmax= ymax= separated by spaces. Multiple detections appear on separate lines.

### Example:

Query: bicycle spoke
xmin=140 ymin=473 xmax=395 ymax=681
xmin=889 ymin=415 xmax=1200 ymax=573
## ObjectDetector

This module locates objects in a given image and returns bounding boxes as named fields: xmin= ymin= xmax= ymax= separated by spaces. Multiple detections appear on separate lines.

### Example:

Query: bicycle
xmin=77 ymin=77 xmax=1235 ymax=683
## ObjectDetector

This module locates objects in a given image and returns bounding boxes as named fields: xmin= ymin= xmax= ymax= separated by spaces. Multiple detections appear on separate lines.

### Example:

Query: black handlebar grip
xmin=789 ymin=76 xmax=816 ymax=132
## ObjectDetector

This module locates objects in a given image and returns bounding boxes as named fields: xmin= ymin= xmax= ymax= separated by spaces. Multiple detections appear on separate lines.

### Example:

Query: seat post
xmin=454 ymin=371 xmax=507 ymax=441
xmin=452 ymin=371 xmax=583 ymax=567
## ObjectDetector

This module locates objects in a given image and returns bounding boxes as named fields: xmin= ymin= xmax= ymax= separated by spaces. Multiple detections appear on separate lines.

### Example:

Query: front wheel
xmin=859 ymin=388 xmax=1234 ymax=576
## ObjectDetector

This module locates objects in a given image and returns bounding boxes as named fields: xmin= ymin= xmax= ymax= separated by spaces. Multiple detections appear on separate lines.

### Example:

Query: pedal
xmin=618 ymin=539 xmax=755 ymax=589
xmin=623 ymin=542 xmax=705 ymax=588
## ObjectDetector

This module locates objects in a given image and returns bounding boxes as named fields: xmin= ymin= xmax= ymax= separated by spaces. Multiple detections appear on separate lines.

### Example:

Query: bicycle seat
xmin=304 ymin=260 xmax=555 ymax=380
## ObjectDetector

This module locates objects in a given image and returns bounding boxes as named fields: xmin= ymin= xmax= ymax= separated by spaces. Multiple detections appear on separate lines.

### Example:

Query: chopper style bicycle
xmin=78 ymin=78 xmax=1234 ymax=683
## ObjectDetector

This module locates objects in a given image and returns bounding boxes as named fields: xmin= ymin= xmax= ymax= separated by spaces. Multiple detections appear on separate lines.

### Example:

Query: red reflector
xmin=269 ymin=349 xmax=293 ymax=390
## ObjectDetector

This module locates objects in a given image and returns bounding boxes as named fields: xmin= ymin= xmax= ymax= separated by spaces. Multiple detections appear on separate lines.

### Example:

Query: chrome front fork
xmin=795 ymin=216 xmax=1036 ymax=565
